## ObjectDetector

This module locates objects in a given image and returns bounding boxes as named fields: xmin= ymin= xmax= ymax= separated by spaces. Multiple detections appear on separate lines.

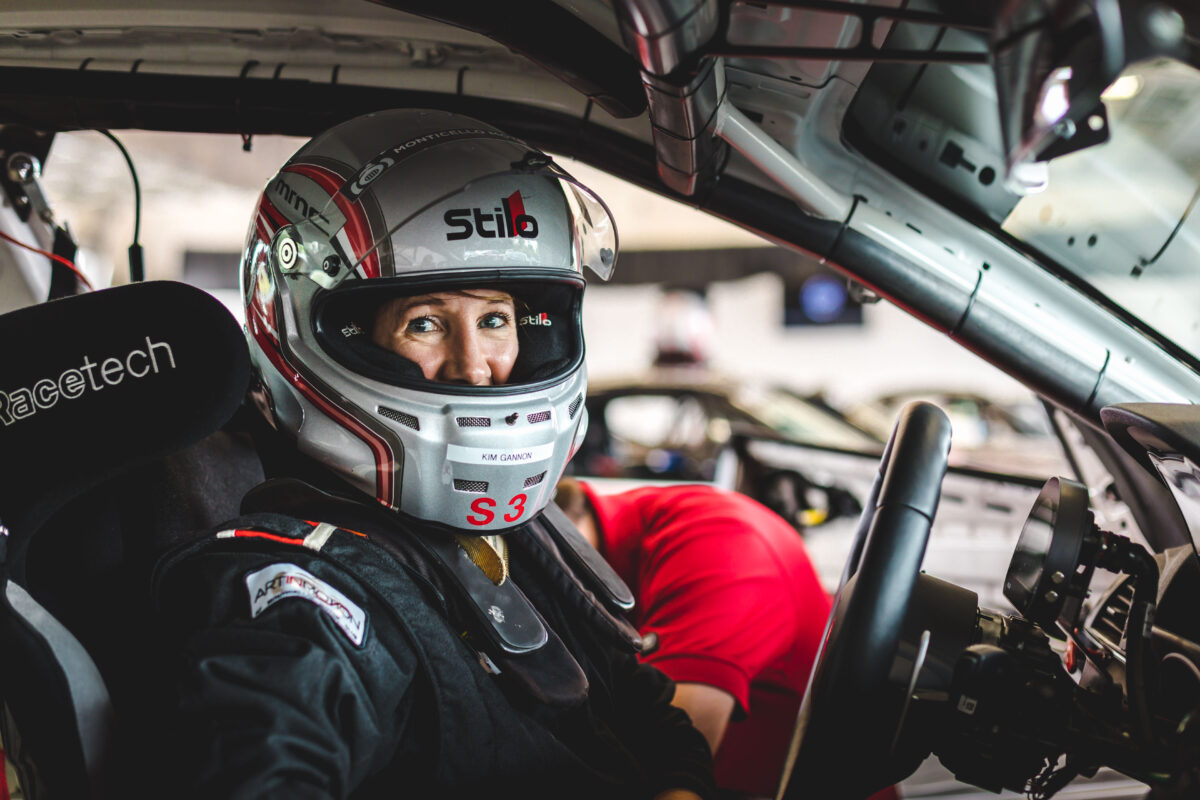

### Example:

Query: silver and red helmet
xmin=241 ymin=109 xmax=616 ymax=533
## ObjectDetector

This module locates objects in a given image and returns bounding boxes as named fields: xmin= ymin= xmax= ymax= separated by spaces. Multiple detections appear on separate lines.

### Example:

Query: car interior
xmin=1 ymin=1 xmax=1200 ymax=798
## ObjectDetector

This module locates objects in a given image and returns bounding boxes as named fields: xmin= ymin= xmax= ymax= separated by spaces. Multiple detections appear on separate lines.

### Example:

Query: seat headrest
xmin=0 ymin=281 xmax=250 ymax=540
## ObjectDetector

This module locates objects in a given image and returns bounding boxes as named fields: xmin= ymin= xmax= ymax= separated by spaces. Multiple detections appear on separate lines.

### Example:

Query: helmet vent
xmin=527 ymin=410 xmax=552 ymax=424
xmin=523 ymin=471 xmax=547 ymax=488
xmin=379 ymin=406 xmax=420 ymax=430
xmin=453 ymin=479 xmax=489 ymax=493
xmin=568 ymin=393 xmax=583 ymax=419
xmin=456 ymin=416 xmax=492 ymax=428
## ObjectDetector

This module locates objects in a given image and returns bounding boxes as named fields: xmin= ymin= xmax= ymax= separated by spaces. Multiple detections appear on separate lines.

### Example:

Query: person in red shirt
xmin=554 ymin=478 xmax=832 ymax=798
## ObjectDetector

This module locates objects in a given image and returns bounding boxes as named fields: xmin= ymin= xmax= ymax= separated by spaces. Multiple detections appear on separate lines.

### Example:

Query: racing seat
xmin=0 ymin=281 xmax=257 ymax=798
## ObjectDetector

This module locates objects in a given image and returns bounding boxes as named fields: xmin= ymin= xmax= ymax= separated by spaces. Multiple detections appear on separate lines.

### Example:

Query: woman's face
xmin=372 ymin=289 xmax=519 ymax=386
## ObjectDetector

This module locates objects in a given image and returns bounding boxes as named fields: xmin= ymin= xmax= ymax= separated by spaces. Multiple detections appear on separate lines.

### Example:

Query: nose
xmin=439 ymin=327 xmax=492 ymax=385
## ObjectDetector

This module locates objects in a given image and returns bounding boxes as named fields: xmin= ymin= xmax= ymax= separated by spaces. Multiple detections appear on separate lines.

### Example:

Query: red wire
xmin=0 ymin=228 xmax=95 ymax=292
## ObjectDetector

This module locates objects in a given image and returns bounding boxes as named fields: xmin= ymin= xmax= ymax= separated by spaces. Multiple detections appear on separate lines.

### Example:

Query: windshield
xmin=1002 ymin=58 xmax=1200 ymax=361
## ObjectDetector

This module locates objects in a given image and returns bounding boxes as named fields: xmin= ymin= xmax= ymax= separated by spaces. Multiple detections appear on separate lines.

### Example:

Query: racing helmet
xmin=241 ymin=109 xmax=616 ymax=533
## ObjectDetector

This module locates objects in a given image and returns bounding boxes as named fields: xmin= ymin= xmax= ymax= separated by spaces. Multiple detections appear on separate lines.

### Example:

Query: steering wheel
xmin=780 ymin=401 xmax=951 ymax=800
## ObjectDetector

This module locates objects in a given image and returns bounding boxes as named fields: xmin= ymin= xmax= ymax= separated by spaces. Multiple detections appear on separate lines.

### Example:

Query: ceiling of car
xmin=0 ymin=2 xmax=642 ymax=148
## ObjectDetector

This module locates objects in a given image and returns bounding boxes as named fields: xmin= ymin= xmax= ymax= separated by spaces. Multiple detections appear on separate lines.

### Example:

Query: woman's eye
xmin=479 ymin=312 xmax=511 ymax=329
xmin=405 ymin=316 xmax=438 ymax=334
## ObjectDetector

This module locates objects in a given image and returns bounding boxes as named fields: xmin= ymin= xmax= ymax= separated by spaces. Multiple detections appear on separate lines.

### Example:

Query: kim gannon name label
xmin=446 ymin=442 xmax=555 ymax=464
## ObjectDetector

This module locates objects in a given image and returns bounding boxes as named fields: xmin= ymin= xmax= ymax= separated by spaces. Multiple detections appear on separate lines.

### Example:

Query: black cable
xmin=97 ymin=128 xmax=144 ymax=282
xmin=1134 ymin=182 xmax=1200 ymax=277
xmin=97 ymin=129 xmax=140 ymax=243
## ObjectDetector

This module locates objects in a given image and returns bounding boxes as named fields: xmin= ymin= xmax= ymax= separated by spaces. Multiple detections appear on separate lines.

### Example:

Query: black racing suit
xmin=150 ymin=479 xmax=714 ymax=800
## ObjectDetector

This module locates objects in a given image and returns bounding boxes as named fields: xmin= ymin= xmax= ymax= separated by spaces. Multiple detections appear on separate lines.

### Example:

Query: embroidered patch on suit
xmin=245 ymin=563 xmax=367 ymax=646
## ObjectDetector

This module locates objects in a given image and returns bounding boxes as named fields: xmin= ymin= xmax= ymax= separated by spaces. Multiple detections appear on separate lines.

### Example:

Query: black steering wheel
xmin=780 ymin=401 xmax=951 ymax=800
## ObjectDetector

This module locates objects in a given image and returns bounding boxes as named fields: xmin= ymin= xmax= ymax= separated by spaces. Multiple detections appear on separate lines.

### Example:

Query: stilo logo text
xmin=445 ymin=191 xmax=537 ymax=241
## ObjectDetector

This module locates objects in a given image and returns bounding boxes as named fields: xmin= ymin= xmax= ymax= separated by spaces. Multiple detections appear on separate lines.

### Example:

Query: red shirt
xmin=582 ymin=482 xmax=833 ymax=797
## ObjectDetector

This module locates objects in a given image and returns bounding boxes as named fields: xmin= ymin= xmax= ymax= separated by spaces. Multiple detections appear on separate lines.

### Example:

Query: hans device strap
xmin=407 ymin=530 xmax=548 ymax=655
xmin=538 ymin=502 xmax=635 ymax=612
xmin=519 ymin=510 xmax=643 ymax=654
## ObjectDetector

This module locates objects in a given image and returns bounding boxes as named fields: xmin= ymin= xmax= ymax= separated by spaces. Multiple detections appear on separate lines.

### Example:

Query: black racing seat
xmin=0 ymin=281 xmax=258 ymax=798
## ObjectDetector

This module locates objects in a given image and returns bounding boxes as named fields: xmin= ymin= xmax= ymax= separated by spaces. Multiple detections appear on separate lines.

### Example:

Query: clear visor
xmin=556 ymin=165 xmax=619 ymax=281
xmin=275 ymin=159 xmax=617 ymax=290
